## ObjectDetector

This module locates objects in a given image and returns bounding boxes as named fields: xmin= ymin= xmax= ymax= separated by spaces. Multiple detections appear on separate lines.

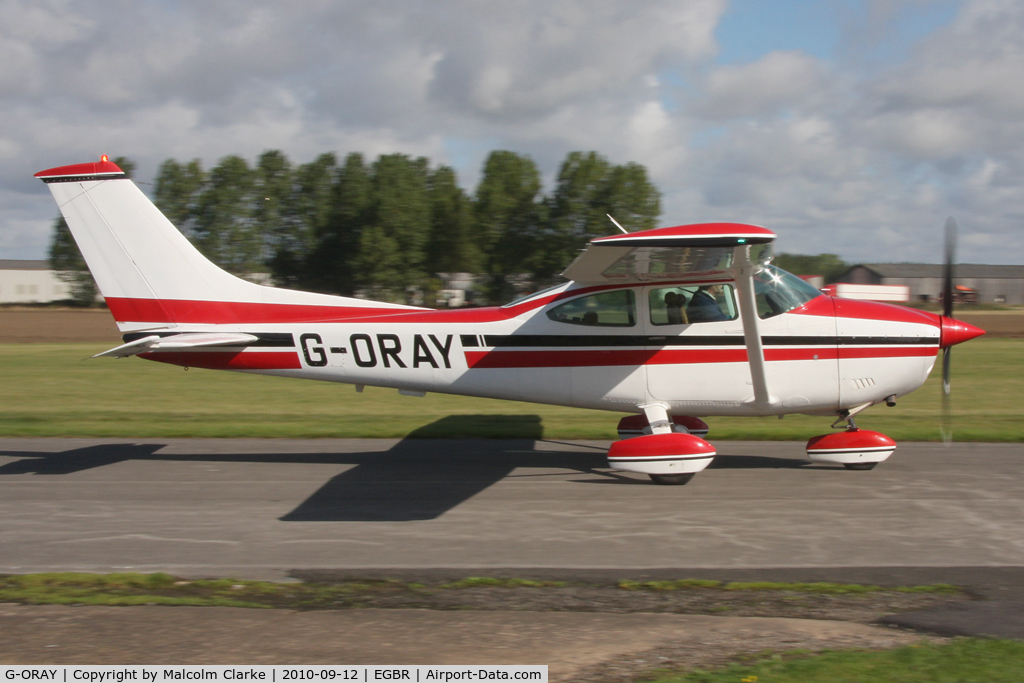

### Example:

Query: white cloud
xmin=668 ymin=0 xmax=1024 ymax=264
xmin=699 ymin=51 xmax=830 ymax=119
xmin=5 ymin=0 xmax=1024 ymax=267
xmin=861 ymin=109 xmax=975 ymax=159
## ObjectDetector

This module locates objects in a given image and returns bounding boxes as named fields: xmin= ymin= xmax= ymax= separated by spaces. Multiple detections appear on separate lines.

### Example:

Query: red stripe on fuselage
xmin=104 ymin=281 xmax=726 ymax=326
xmin=838 ymin=346 xmax=937 ymax=359
xmin=104 ymin=287 xmax=590 ymax=325
xmin=107 ymin=298 xmax=417 ymax=325
xmin=139 ymin=350 xmax=301 ymax=370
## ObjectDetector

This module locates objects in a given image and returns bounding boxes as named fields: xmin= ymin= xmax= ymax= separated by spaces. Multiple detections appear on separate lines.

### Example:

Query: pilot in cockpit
xmin=664 ymin=291 xmax=685 ymax=325
xmin=686 ymin=284 xmax=729 ymax=322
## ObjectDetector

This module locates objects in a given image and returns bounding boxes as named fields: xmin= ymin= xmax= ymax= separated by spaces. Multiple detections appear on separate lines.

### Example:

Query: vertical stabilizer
xmin=36 ymin=158 xmax=420 ymax=331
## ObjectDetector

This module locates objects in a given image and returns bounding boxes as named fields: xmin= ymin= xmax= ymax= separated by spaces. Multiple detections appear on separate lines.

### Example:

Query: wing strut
xmin=732 ymin=246 xmax=776 ymax=408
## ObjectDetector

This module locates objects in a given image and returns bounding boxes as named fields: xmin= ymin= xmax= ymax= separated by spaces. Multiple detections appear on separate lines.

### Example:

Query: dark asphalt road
xmin=2 ymin=437 xmax=1023 ymax=639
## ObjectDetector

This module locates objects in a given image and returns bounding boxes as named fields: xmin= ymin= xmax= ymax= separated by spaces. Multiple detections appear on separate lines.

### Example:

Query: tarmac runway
xmin=2 ymin=437 xmax=1023 ymax=579
xmin=4 ymin=437 xmax=1024 ymax=647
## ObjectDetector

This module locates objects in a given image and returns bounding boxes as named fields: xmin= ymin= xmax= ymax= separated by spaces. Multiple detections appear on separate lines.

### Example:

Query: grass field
xmin=1 ymin=338 xmax=1021 ymax=440
xmin=653 ymin=639 xmax=1024 ymax=683
xmin=0 ymin=572 xmax=1012 ymax=679
xmin=0 ymin=572 xmax=957 ymax=608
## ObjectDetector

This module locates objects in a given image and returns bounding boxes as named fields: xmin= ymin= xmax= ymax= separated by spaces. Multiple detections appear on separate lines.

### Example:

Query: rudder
xmin=36 ymin=157 xmax=419 ymax=330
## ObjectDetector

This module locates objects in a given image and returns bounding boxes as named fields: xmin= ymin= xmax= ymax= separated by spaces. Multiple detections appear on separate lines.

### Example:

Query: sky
xmin=3 ymin=0 xmax=1023 ymax=266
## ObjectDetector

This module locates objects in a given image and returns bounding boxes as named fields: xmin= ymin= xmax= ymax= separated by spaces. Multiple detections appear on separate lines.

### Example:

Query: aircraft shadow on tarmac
xmin=0 ymin=415 xmax=819 ymax=521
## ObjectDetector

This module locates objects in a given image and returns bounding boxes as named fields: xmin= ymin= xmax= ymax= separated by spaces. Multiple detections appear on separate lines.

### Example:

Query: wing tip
xmin=592 ymin=222 xmax=776 ymax=247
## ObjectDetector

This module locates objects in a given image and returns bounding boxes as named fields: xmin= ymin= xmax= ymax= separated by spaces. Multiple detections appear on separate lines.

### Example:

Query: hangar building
xmin=836 ymin=264 xmax=1024 ymax=305
xmin=0 ymin=260 xmax=71 ymax=304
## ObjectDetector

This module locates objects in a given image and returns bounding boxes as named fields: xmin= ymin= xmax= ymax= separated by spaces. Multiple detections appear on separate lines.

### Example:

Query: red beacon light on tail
xmin=34 ymin=155 xmax=124 ymax=182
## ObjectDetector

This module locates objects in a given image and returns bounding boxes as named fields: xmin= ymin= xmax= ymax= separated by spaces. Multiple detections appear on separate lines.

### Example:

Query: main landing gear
xmin=806 ymin=412 xmax=896 ymax=470
xmin=607 ymin=407 xmax=715 ymax=485
xmin=607 ymin=407 xmax=897 ymax=485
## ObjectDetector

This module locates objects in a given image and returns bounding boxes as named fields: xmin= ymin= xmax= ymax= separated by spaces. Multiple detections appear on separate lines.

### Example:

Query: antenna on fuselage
xmin=607 ymin=214 xmax=629 ymax=234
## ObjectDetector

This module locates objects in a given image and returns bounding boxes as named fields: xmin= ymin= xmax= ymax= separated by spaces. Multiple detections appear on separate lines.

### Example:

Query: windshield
xmin=754 ymin=265 xmax=823 ymax=318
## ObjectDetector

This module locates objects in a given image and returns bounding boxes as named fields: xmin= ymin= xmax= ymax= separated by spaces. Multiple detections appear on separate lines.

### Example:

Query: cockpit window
xmin=546 ymin=289 xmax=636 ymax=327
xmin=754 ymin=265 xmax=823 ymax=318
xmin=649 ymin=284 xmax=738 ymax=325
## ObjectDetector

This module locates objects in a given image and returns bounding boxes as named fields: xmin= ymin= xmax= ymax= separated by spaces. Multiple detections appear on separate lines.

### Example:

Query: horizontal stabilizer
xmin=93 ymin=332 xmax=259 ymax=358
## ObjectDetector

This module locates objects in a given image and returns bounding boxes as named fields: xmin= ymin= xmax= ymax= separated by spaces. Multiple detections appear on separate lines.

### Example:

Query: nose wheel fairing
xmin=806 ymin=429 xmax=896 ymax=468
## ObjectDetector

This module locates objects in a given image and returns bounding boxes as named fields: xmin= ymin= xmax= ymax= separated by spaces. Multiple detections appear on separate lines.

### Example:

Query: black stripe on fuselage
xmin=121 ymin=331 xmax=295 ymax=347
xmin=482 ymin=334 xmax=937 ymax=348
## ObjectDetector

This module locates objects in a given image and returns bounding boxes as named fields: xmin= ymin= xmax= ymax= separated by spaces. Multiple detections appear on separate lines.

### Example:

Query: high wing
xmin=561 ymin=222 xmax=775 ymax=284
xmin=563 ymin=222 xmax=779 ymax=407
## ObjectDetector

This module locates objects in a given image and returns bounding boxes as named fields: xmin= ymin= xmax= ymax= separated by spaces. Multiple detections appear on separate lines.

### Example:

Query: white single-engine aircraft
xmin=36 ymin=157 xmax=985 ymax=484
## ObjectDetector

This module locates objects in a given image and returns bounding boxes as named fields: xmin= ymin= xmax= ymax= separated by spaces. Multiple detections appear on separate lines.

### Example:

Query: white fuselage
xmin=34 ymin=164 xmax=945 ymax=421
xmin=133 ymin=284 xmax=941 ymax=418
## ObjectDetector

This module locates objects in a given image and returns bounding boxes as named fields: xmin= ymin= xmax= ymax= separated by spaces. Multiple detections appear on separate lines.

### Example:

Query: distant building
xmin=436 ymin=272 xmax=478 ymax=307
xmin=821 ymin=283 xmax=910 ymax=302
xmin=0 ymin=260 xmax=71 ymax=304
xmin=836 ymin=264 xmax=1024 ymax=305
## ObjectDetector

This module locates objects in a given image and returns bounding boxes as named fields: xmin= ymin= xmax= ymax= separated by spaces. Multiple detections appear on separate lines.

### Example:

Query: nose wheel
xmin=649 ymin=473 xmax=696 ymax=485
xmin=843 ymin=462 xmax=878 ymax=471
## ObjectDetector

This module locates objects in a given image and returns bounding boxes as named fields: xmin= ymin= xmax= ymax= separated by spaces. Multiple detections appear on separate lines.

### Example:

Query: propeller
xmin=940 ymin=217 xmax=957 ymax=445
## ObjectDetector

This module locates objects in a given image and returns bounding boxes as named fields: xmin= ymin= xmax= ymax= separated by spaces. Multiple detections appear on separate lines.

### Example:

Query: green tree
xmin=135 ymin=148 xmax=663 ymax=307
xmin=543 ymin=152 xmax=660 ymax=277
xmin=48 ymin=216 xmax=96 ymax=306
xmin=425 ymin=165 xmax=481 ymax=275
xmin=154 ymin=158 xmax=205 ymax=237
xmin=272 ymin=153 xmax=338 ymax=288
xmin=48 ymin=156 xmax=136 ymax=306
xmin=773 ymin=253 xmax=848 ymax=283
xmin=353 ymin=225 xmax=402 ymax=301
xmin=600 ymin=162 xmax=660 ymax=232
xmin=253 ymin=150 xmax=293 ymax=263
xmin=544 ymin=151 xmax=612 ymax=277
xmin=474 ymin=150 xmax=546 ymax=302
xmin=192 ymin=155 xmax=259 ymax=275
xmin=307 ymin=152 xmax=370 ymax=296
xmin=358 ymin=154 xmax=431 ymax=302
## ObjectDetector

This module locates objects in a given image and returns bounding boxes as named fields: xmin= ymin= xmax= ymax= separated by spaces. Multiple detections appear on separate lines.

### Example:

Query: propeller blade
xmin=940 ymin=217 xmax=957 ymax=445
xmin=941 ymin=347 xmax=952 ymax=445
xmin=943 ymin=217 xmax=957 ymax=319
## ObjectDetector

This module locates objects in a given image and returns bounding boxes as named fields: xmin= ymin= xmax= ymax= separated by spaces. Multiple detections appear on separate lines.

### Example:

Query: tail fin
xmin=36 ymin=158 xmax=419 ymax=331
